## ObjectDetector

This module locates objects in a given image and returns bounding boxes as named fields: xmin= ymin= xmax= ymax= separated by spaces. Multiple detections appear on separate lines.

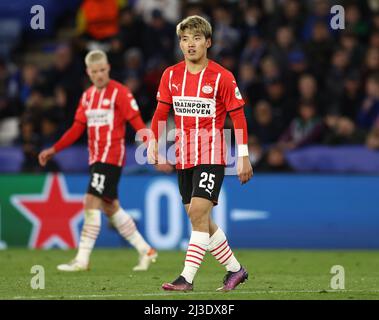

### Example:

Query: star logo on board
xmin=11 ymin=174 xmax=83 ymax=249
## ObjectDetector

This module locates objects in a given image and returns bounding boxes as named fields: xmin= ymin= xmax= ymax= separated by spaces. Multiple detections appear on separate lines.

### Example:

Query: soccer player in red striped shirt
xmin=39 ymin=50 xmax=162 ymax=272
xmin=148 ymin=16 xmax=253 ymax=291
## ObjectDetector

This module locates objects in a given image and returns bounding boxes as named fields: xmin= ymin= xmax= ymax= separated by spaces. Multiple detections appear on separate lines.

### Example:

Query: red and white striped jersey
xmin=75 ymin=79 xmax=140 ymax=166
xmin=157 ymin=60 xmax=245 ymax=169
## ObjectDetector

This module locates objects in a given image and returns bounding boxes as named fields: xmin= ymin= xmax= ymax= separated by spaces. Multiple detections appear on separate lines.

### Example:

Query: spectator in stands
xmin=251 ymin=100 xmax=282 ymax=144
xmin=267 ymin=0 xmax=304 ymax=40
xmin=218 ymin=49 xmax=238 ymax=75
xmin=255 ymin=145 xmax=294 ymax=173
xmin=357 ymin=73 xmax=379 ymax=129
xmin=362 ymin=48 xmax=379 ymax=79
xmin=8 ymin=63 xmax=40 ymax=112
xmin=211 ymin=5 xmax=241 ymax=60
xmin=41 ymin=44 xmax=83 ymax=125
xmin=262 ymin=76 xmax=294 ymax=129
xmin=344 ymin=3 xmax=369 ymax=41
xmin=325 ymin=48 xmax=350 ymax=102
xmin=134 ymin=0 xmax=180 ymax=25
xmin=76 ymin=0 xmax=119 ymax=44
xmin=240 ymin=4 xmax=266 ymax=44
xmin=15 ymin=116 xmax=40 ymax=172
xmin=278 ymin=100 xmax=324 ymax=150
xmin=119 ymin=6 xmax=147 ymax=52
xmin=304 ymin=21 xmax=334 ymax=81
xmin=124 ymin=75 xmax=151 ymax=123
xmin=339 ymin=29 xmax=365 ymax=67
xmin=270 ymin=25 xmax=301 ymax=72
xmin=366 ymin=124 xmax=379 ymax=150
xmin=237 ymin=62 xmax=262 ymax=106
xmin=297 ymin=73 xmax=326 ymax=114
xmin=323 ymin=116 xmax=366 ymax=145
xmin=240 ymin=30 xmax=267 ymax=68
xmin=286 ymin=50 xmax=310 ymax=94
xmin=337 ymin=69 xmax=363 ymax=120
xmin=40 ymin=109 xmax=64 ymax=146
xmin=302 ymin=0 xmax=332 ymax=42
xmin=260 ymin=56 xmax=281 ymax=81
xmin=142 ymin=9 xmax=176 ymax=63
xmin=107 ymin=36 xmax=125 ymax=82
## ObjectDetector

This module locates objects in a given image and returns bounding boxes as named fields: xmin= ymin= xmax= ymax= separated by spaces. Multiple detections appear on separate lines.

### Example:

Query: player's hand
xmin=237 ymin=156 xmax=253 ymax=185
xmin=147 ymin=139 xmax=158 ymax=164
xmin=152 ymin=152 xmax=174 ymax=173
xmin=38 ymin=147 xmax=56 ymax=167
xmin=154 ymin=163 xmax=174 ymax=173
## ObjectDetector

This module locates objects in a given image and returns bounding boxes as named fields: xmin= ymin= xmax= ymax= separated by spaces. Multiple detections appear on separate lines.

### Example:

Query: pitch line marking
xmin=11 ymin=289 xmax=379 ymax=299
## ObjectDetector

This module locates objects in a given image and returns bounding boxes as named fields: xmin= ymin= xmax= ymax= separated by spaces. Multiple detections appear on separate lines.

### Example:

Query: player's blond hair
xmin=84 ymin=50 xmax=108 ymax=67
xmin=176 ymin=15 xmax=212 ymax=40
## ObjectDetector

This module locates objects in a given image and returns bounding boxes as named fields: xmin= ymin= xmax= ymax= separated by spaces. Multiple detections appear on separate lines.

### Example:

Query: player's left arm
xmin=220 ymin=71 xmax=253 ymax=184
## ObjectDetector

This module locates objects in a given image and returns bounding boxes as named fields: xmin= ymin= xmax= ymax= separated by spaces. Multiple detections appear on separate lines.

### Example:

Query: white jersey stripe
xmin=94 ymin=88 xmax=106 ymax=162
xmin=181 ymin=67 xmax=187 ymax=169
xmin=118 ymin=138 xmax=125 ymax=166
xmin=211 ymin=73 xmax=221 ymax=164
xmin=101 ymin=88 xmax=118 ymax=163
xmin=194 ymin=68 xmax=206 ymax=166
xmin=169 ymin=70 xmax=173 ymax=93
xmin=87 ymin=88 xmax=96 ymax=164
xmin=81 ymin=92 xmax=87 ymax=106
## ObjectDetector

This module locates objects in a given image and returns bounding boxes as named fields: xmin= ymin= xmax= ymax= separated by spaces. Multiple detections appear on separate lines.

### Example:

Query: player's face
xmin=179 ymin=31 xmax=211 ymax=63
xmin=86 ymin=61 xmax=110 ymax=89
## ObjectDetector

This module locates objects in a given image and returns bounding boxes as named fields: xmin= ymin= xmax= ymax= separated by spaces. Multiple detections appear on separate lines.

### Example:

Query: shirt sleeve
xmin=156 ymin=67 xmax=172 ymax=105
xmin=120 ymin=86 xmax=141 ymax=121
xmin=219 ymin=71 xmax=245 ymax=112
xmin=74 ymin=94 xmax=87 ymax=124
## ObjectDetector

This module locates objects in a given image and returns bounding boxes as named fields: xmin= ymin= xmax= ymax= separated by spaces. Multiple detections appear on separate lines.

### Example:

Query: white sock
xmin=181 ymin=231 xmax=209 ymax=284
xmin=209 ymin=228 xmax=241 ymax=272
xmin=75 ymin=209 xmax=101 ymax=266
xmin=110 ymin=207 xmax=150 ymax=255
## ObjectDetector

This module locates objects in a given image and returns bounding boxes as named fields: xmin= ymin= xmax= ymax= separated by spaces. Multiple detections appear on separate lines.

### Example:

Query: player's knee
xmin=188 ymin=207 xmax=208 ymax=227
xmin=83 ymin=194 xmax=101 ymax=210
xmin=102 ymin=201 xmax=119 ymax=217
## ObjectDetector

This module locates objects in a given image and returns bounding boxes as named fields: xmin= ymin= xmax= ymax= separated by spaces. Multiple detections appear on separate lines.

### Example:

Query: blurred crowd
xmin=1 ymin=0 xmax=379 ymax=172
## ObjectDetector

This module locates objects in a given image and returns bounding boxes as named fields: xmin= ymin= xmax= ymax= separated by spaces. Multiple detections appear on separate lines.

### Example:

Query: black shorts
xmin=87 ymin=162 xmax=122 ymax=202
xmin=177 ymin=164 xmax=225 ymax=206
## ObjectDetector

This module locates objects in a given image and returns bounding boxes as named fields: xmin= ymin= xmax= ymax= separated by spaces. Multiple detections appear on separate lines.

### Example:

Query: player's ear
xmin=206 ymin=38 xmax=211 ymax=49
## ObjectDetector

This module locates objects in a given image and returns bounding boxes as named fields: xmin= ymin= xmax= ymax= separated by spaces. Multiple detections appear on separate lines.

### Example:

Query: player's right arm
xmin=148 ymin=68 xmax=172 ymax=164
xmin=39 ymin=97 xmax=87 ymax=167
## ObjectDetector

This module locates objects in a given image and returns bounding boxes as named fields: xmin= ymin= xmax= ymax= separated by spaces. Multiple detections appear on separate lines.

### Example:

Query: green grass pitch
xmin=0 ymin=249 xmax=378 ymax=300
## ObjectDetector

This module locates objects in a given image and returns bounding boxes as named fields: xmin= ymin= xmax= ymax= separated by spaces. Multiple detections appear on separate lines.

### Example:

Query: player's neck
xmin=94 ymin=79 xmax=110 ymax=91
xmin=185 ymin=57 xmax=208 ymax=74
